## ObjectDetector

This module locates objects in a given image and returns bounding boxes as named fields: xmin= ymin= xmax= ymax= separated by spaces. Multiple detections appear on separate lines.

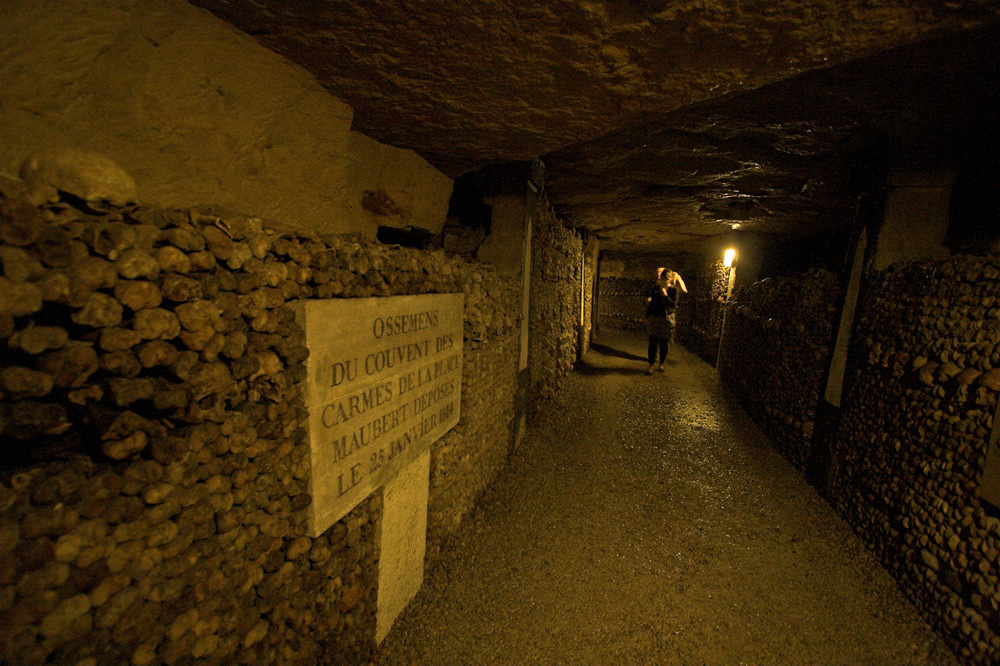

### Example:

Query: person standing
xmin=645 ymin=267 xmax=687 ymax=374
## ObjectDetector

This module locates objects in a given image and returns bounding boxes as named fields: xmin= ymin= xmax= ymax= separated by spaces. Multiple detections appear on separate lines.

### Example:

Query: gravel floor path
xmin=376 ymin=331 xmax=959 ymax=666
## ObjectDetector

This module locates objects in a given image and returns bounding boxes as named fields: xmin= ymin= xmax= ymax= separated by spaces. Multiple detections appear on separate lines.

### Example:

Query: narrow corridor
xmin=377 ymin=331 xmax=959 ymax=666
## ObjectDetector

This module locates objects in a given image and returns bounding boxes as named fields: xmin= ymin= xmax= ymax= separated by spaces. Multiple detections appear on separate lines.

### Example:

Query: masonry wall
xmin=0 ymin=191 xmax=519 ymax=665
xmin=717 ymin=269 xmax=842 ymax=471
xmin=829 ymin=256 xmax=1000 ymax=666
xmin=0 ymin=0 xmax=452 ymax=239
xmin=528 ymin=193 xmax=582 ymax=406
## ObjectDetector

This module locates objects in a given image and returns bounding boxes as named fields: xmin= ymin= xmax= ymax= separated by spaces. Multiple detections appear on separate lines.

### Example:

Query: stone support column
xmin=824 ymin=227 xmax=868 ymax=408
xmin=376 ymin=450 xmax=431 ymax=643
xmin=515 ymin=184 xmax=534 ymax=450
xmin=873 ymin=170 xmax=955 ymax=271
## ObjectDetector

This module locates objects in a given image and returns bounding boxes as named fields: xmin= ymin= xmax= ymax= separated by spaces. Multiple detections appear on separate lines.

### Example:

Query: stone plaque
xmin=293 ymin=293 xmax=463 ymax=537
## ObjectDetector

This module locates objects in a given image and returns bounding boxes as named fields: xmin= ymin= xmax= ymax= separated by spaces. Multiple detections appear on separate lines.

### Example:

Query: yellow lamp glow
xmin=723 ymin=248 xmax=736 ymax=268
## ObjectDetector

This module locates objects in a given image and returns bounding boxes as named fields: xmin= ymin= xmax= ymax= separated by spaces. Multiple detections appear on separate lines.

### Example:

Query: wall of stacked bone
xmin=716 ymin=256 xmax=999 ymax=666
xmin=528 ymin=192 xmax=584 ymax=407
xmin=718 ymin=269 xmax=842 ymax=470
xmin=831 ymin=256 xmax=1000 ymax=666
xmin=596 ymin=278 xmax=647 ymax=331
xmin=676 ymin=260 xmax=728 ymax=363
xmin=0 ymin=189 xmax=521 ymax=666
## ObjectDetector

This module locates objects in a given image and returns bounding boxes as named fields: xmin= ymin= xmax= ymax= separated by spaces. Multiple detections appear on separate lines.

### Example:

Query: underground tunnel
xmin=0 ymin=1 xmax=998 ymax=664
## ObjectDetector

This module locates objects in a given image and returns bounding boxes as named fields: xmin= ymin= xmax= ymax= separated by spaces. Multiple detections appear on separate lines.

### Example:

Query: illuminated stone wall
xmin=0 ymin=190 xmax=519 ymax=665
xmin=0 ymin=0 xmax=452 ymax=239
xmin=426 ymin=277 xmax=519 ymax=562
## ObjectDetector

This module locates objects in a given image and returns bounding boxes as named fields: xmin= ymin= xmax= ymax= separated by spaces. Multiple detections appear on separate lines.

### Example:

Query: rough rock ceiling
xmin=546 ymin=27 xmax=1000 ymax=251
xmin=191 ymin=0 xmax=999 ymax=251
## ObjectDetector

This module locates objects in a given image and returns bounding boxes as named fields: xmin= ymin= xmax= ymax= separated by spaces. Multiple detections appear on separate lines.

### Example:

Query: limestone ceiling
xmin=546 ymin=27 xmax=999 ymax=251
xmin=190 ymin=0 xmax=999 ymax=251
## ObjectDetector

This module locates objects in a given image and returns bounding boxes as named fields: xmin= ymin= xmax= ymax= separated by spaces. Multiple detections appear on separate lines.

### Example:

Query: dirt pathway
xmin=376 ymin=331 xmax=958 ymax=666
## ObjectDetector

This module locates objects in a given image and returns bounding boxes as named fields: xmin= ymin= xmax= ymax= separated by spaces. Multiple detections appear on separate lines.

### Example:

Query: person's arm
xmin=674 ymin=273 xmax=688 ymax=293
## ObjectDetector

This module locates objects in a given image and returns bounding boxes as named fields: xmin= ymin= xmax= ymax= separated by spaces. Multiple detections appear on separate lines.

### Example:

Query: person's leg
xmin=647 ymin=335 xmax=657 ymax=373
xmin=658 ymin=314 xmax=675 ymax=369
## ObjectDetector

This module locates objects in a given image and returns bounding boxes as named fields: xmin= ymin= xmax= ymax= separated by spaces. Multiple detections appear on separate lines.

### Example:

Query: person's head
xmin=659 ymin=268 xmax=675 ymax=284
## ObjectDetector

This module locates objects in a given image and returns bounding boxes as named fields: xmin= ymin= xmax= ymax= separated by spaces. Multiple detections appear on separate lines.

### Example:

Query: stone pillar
xmin=816 ymin=166 xmax=954 ymax=491
xmin=873 ymin=169 xmax=955 ymax=271
xmin=515 ymin=190 xmax=532 ymax=451
xmin=824 ymin=227 xmax=869 ymax=408
xmin=478 ymin=195 xmax=527 ymax=278
xmin=477 ymin=190 xmax=532 ymax=450
xmin=376 ymin=450 xmax=431 ymax=643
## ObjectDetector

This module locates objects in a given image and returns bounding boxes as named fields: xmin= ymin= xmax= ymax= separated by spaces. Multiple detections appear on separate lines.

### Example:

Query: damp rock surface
xmin=377 ymin=331 xmax=959 ymax=666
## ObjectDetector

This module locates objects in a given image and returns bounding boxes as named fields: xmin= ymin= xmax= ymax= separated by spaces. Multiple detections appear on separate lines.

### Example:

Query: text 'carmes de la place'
xmin=317 ymin=306 xmax=461 ymax=497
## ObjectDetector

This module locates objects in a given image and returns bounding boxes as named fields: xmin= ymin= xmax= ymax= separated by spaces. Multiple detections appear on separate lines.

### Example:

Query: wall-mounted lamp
xmin=723 ymin=248 xmax=737 ymax=268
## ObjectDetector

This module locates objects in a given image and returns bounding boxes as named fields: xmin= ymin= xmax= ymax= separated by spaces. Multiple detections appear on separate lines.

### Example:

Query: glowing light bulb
xmin=724 ymin=248 xmax=736 ymax=268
